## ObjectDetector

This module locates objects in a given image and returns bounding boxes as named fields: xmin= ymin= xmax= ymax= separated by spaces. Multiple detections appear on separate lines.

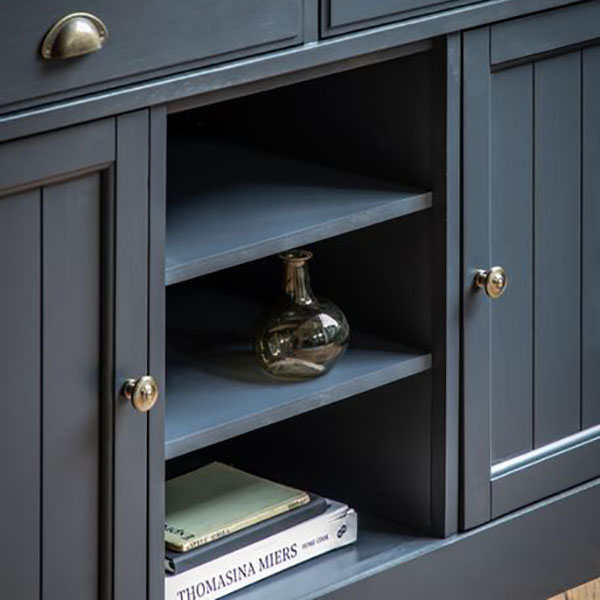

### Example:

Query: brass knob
xmin=41 ymin=13 xmax=108 ymax=60
xmin=474 ymin=266 xmax=508 ymax=299
xmin=122 ymin=376 xmax=159 ymax=413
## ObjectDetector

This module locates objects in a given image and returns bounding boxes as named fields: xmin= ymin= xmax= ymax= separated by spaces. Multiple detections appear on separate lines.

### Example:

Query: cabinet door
xmin=462 ymin=2 xmax=600 ymax=528
xmin=0 ymin=113 xmax=153 ymax=599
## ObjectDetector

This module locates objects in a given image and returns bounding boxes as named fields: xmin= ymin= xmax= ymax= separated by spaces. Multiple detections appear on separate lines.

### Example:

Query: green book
xmin=165 ymin=462 xmax=310 ymax=552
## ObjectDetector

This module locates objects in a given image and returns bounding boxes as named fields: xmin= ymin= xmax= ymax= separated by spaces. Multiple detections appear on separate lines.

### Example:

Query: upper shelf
xmin=166 ymin=135 xmax=432 ymax=285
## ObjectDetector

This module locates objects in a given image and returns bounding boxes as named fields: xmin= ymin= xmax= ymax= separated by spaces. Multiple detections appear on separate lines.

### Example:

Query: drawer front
xmin=1 ymin=0 xmax=304 ymax=110
xmin=321 ymin=0 xmax=481 ymax=36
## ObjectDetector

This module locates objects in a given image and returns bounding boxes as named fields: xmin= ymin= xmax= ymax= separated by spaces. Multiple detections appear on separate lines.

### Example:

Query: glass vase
xmin=254 ymin=249 xmax=350 ymax=379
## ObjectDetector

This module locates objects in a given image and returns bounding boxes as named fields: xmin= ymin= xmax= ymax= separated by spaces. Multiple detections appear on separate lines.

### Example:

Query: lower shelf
xmin=165 ymin=332 xmax=431 ymax=459
xmin=223 ymin=513 xmax=442 ymax=600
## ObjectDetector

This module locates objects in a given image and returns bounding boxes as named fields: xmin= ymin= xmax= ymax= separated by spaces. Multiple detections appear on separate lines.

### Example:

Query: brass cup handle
xmin=122 ymin=376 xmax=159 ymax=413
xmin=41 ymin=13 xmax=108 ymax=60
xmin=474 ymin=266 xmax=508 ymax=299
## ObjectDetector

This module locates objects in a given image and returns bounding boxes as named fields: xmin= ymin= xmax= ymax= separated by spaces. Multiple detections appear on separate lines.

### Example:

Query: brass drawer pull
xmin=122 ymin=376 xmax=159 ymax=413
xmin=41 ymin=13 xmax=108 ymax=60
xmin=474 ymin=266 xmax=508 ymax=299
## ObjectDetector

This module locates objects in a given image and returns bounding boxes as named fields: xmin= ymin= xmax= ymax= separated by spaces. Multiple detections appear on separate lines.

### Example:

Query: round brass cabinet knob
xmin=474 ymin=266 xmax=508 ymax=299
xmin=41 ymin=13 xmax=108 ymax=60
xmin=122 ymin=376 xmax=159 ymax=413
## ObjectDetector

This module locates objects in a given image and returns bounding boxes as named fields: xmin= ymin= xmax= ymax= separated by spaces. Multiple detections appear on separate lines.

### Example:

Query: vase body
xmin=254 ymin=250 xmax=350 ymax=379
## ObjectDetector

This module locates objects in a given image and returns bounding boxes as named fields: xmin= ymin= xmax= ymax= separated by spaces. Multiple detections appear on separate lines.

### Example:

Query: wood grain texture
xmin=549 ymin=578 xmax=600 ymax=600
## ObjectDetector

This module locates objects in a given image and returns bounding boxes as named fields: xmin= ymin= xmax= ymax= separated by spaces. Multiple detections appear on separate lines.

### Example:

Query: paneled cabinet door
xmin=462 ymin=1 xmax=600 ymax=529
xmin=0 ymin=113 xmax=156 ymax=600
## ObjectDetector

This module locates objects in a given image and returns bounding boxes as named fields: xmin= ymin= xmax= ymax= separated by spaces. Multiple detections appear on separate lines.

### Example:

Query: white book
xmin=165 ymin=500 xmax=357 ymax=600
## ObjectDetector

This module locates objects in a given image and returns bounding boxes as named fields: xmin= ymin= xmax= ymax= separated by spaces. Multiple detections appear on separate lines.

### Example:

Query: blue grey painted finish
xmin=166 ymin=137 xmax=431 ymax=284
xmin=148 ymin=105 xmax=167 ymax=600
xmin=462 ymin=26 xmax=492 ymax=529
xmin=0 ymin=189 xmax=40 ymax=600
xmin=166 ymin=330 xmax=431 ymax=459
xmin=42 ymin=174 xmax=101 ymax=599
xmin=430 ymin=34 xmax=461 ymax=537
xmin=0 ymin=0 xmax=582 ymax=144
xmin=113 ymin=111 xmax=150 ymax=600
xmin=490 ymin=63 xmax=533 ymax=461
xmin=533 ymin=52 xmax=581 ymax=446
xmin=491 ymin=0 xmax=600 ymax=66
xmin=0 ymin=118 xmax=114 ymax=193
xmin=491 ymin=427 xmax=600 ymax=517
xmin=463 ymin=19 xmax=600 ymax=525
xmin=0 ymin=122 xmax=130 ymax=599
xmin=0 ymin=0 xmax=303 ymax=111
xmin=322 ymin=0 xmax=481 ymax=36
xmin=582 ymin=45 xmax=600 ymax=428
xmin=232 ymin=478 xmax=600 ymax=600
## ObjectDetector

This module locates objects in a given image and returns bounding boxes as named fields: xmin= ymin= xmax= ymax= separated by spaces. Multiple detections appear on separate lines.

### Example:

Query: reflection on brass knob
xmin=475 ymin=266 xmax=508 ymax=299
xmin=122 ymin=376 xmax=159 ymax=413
xmin=41 ymin=13 xmax=108 ymax=60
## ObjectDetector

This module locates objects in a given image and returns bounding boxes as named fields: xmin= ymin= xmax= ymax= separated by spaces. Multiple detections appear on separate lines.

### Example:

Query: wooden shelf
xmin=165 ymin=331 xmax=431 ymax=459
xmin=166 ymin=135 xmax=432 ymax=285
xmin=192 ymin=513 xmax=443 ymax=600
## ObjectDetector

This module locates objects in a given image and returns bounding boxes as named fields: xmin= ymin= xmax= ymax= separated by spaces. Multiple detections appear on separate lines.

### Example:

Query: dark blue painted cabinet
xmin=463 ymin=2 xmax=600 ymax=528
xmin=0 ymin=113 xmax=153 ymax=599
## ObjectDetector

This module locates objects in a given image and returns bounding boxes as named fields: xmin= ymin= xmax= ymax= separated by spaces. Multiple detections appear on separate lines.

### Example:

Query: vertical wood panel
xmin=42 ymin=175 xmax=101 ymax=599
xmin=114 ymin=110 xmax=149 ymax=600
xmin=490 ymin=64 xmax=534 ymax=461
xmin=534 ymin=52 xmax=581 ymax=446
xmin=581 ymin=46 xmax=600 ymax=429
xmin=462 ymin=27 xmax=492 ymax=528
xmin=148 ymin=105 xmax=167 ymax=600
xmin=430 ymin=34 xmax=460 ymax=536
xmin=0 ymin=190 xmax=40 ymax=599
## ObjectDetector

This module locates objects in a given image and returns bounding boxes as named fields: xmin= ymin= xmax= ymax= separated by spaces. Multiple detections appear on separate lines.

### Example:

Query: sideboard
xmin=2 ymin=1 xmax=600 ymax=599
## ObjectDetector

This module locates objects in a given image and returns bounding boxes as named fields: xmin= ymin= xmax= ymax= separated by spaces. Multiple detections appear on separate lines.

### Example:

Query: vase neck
xmin=281 ymin=253 xmax=315 ymax=305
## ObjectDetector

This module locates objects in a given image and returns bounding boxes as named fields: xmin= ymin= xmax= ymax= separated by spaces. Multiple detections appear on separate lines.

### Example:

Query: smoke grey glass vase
xmin=254 ymin=249 xmax=350 ymax=379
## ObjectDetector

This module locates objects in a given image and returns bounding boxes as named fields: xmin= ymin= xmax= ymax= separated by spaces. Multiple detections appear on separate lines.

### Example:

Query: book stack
xmin=165 ymin=462 xmax=357 ymax=600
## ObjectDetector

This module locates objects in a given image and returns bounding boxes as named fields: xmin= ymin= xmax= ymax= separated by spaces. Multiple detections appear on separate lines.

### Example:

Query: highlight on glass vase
xmin=254 ymin=249 xmax=350 ymax=379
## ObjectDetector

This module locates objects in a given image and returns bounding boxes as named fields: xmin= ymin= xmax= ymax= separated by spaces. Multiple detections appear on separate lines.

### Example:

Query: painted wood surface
xmin=0 ymin=189 xmax=40 ymax=599
xmin=113 ymin=111 xmax=150 ymax=600
xmin=489 ymin=62 xmax=533 ymax=460
xmin=166 ymin=135 xmax=431 ymax=284
xmin=42 ymin=174 xmax=101 ymax=599
xmin=582 ymin=45 xmax=600 ymax=429
xmin=0 ymin=1 xmax=582 ymax=143
xmin=323 ymin=0 xmax=481 ymax=35
xmin=0 ymin=0 xmax=303 ymax=110
xmin=0 ymin=117 xmax=152 ymax=600
xmin=463 ymin=21 xmax=600 ymax=525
